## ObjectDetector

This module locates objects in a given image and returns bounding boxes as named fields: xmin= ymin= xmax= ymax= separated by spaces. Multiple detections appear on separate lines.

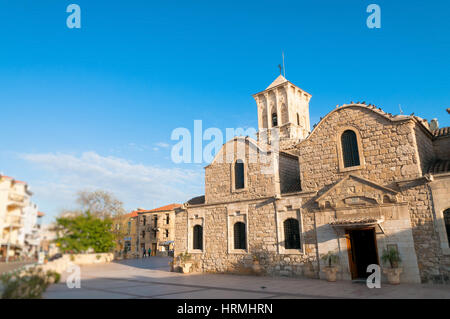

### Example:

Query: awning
xmin=159 ymin=241 xmax=174 ymax=246
xmin=330 ymin=217 xmax=384 ymax=229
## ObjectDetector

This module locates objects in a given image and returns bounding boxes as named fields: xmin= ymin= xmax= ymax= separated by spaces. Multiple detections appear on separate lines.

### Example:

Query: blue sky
xmin=0 ymin=1 xmax=449 ymax=224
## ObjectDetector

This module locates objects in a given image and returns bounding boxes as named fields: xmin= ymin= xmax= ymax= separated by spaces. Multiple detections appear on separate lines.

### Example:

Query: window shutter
xmin=341 ymin=130 xmax=360 ymax=167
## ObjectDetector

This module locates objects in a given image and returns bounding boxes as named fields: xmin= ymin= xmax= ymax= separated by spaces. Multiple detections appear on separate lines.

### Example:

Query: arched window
xmin=284 ymin=218 xmax=301 ymax=249
xmin=234 ymin=160 xmax=245 ymax=190
xmin=272 ymin=113 xmax=278 ymax=127
xmin=193 ymin=225 xmax=203 ymax=250
xmin=234 ymin=222 xmax=246 ymax=250
xmin=444 ymin=209 xmax=450 ymax=246
xmin=341 ymin=130 xmax=360 ymax=168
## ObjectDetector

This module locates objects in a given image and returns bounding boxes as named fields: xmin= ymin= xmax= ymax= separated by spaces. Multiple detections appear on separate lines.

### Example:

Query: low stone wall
xmin=31 ymin=253 xmax=114 ymax=274
xmin=67 ymin=253 xmax=114 ymax=265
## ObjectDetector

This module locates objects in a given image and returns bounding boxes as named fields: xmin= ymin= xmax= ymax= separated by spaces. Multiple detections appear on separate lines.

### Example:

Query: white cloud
xmin=19 ymin=151 xmax=204 ymax=218
xmin=156 ymin=142 xmax=170 ymax=148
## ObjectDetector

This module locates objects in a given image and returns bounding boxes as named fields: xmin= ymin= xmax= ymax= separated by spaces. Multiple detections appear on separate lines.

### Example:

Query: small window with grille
xmin=284 ymin=218 xmax=301 ymax=249
xmin=234 ymin=160 xmax=245 ymax=190
xmin=234 ymin=222 xmax=246 ymax=250
xmin=272 ymin=113 xmax=278 ymax=127
xmin=193 ymin=225 xmax=203 ymax=250
xmin=341 ymin=130 xmax=360 ymax=168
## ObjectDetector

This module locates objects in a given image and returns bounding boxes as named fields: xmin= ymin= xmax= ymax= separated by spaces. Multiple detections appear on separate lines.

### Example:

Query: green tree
xmin=54 ymin=211 xmax=115 ymax=253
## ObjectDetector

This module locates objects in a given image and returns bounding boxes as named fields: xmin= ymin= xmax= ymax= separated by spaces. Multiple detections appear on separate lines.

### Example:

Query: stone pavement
xmin=43 ymin=257 xmax=450 ymax=299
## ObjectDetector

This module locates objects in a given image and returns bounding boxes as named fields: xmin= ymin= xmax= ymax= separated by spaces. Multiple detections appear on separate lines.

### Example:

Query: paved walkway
xmin=43 ymin=257 xmax=450 ymax=299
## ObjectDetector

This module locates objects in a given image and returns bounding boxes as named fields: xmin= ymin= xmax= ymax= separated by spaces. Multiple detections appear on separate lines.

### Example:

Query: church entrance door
xmin=346 ymin=227 xmax=379 ymax=280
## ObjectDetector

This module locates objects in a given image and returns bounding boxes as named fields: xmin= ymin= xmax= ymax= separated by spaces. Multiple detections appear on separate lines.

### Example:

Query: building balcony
xmin=8 ymin=192 xmax=26 ymax=203
xmin=3 ymin=215 xmax=23 ymax=229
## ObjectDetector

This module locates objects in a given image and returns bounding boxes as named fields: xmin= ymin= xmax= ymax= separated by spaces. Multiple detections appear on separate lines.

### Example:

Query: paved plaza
xmin=43 ymin=257 xmax=450 ymax=299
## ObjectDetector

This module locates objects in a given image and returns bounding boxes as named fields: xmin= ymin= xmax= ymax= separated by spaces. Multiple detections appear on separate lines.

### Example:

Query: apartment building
xmin=0 ymin=175 xmax=43 ymax=260
xmin=137 ymin=204 xmax=181 ymax=256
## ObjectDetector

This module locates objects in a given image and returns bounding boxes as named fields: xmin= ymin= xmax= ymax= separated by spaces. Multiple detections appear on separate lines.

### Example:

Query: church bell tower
xmin=252 ymin=75 xmax=312 ymax=144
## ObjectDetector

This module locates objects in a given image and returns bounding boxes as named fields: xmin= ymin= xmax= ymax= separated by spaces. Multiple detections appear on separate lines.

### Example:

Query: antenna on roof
xmin=282 ymin=51 xmax=286 ymax=78
xmin=399 ymin=104 xmax=404 ymax=115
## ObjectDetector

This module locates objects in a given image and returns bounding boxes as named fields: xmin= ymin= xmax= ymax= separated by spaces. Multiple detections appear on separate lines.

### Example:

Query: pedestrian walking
xmin=142 ymin=247 xmax=146 ymax=258
xmin=148 ymin=247 xmax=152 ymax=257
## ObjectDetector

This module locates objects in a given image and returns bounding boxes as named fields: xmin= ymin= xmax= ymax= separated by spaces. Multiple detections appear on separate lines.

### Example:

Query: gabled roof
xmin=288 ymin=103 xmax=433 ymax=151
xmin=316 ymin=174 xmax=398 ymax=203
xmin=266 ymin=75 xmax=288 ymax=90
xmin=252 ymin=75 xmax=311 ymax=97
xmin=125 ymin=210 xmax=142 ymax=218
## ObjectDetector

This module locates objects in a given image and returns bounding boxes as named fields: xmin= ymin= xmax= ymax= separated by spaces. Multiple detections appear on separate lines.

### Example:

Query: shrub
xmin=321 ymin=251 xmax=339 ymax=267
xmin=0 ymin=267 xmax=61 ymax=299
xmin=177 ymin=251 xmax=192 ymax=264
xmin=381 ymin=247 xmax=402 ymax=268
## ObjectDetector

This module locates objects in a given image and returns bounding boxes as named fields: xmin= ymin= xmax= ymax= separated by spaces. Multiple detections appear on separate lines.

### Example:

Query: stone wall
xmin=205 ymin=139 xmax=277 ymax=204
xmin=413 ymin=123 xmax=435 ymax=174
xmin=296 ymin=106 xmax=422 ymax=193
xmin=279 ymin=153 xmax=301 ymax=193
xmin=32 ymin=253 xmax=114 ymax=274
xmin=433 ymin=136 xmax=450 ymax=160
xmin=428 ymin=174 xmax=450 ymax=283
xmin=175 ymin=197 xmax=319 ymax=278
xmin=399 ymin=181 xmax=443 ymax=283
xmin=137 ymin=210 xmax=176 ymax=255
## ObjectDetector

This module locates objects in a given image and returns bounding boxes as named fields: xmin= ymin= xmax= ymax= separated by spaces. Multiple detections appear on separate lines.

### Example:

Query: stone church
xmin=174 ymin=75 xmax=450 ymax=283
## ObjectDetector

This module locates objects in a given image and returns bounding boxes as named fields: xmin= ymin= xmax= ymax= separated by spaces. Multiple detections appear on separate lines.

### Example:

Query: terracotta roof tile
xmin=147 ymin=203 xmax=182 ymax=212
